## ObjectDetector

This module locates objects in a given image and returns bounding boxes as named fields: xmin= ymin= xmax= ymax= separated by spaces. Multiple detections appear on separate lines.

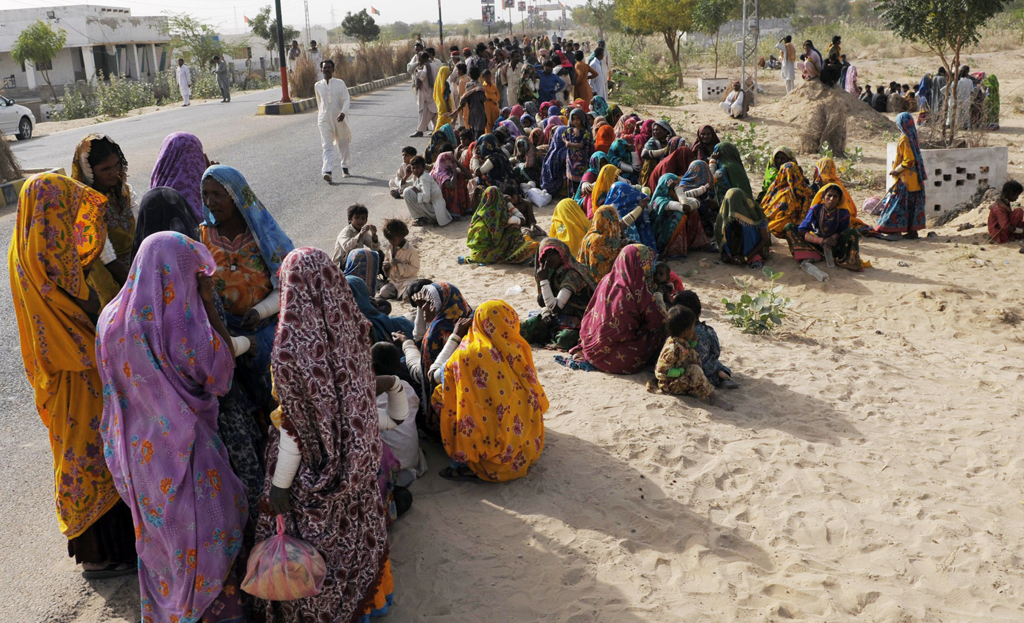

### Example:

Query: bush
xmin=0 ymin=130 xmax=23 ymax=184
xmin=722 ymin=122 xmax=773 ymax=172
xmin=722 ymin=266 xmax=791 ymax=334
xmin=614 ymin=54 xmax=680 ymax=107
xmin=289 ymin=54 xmax=318 ymax=99
xmin=94 ymin=72 xmax=154 ymax=117
xmin=52 ymin=84 xmax=92 ymax=121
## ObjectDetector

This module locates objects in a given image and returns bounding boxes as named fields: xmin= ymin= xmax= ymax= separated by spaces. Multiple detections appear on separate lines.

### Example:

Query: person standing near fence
xmin=212 ymin=55 xmax=230 ymax=103
xmin=315 ymin=59 xmax=351 ymax=182
xmin=176 ymin=58 xmax=191 ymax=106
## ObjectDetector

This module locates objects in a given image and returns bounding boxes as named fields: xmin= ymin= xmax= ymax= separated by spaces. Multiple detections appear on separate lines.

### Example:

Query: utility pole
xmin=437 ymin=0 xmax=444 ymax=47
xmin=331 ymin=5 xmax=335 ymax=29
xmin=275 ymin=0 xmax=290 ymax=102
xmin=304 ymin=0 xmax=311 ymax=44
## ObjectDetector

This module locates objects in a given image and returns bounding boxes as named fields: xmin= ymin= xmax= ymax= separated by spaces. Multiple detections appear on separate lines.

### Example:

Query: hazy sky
xmin=6 ymin=0 xmax=565 ymax=34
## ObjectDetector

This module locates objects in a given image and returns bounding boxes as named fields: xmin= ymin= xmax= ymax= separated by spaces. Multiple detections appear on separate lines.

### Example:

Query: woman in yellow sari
xmin=9 ymin=173 xmax=136 ymax=577
xmin=548 ymin=198 xmax=591 ymax=256
xmin=590 ymin=163 xmax=620 ymax=218
xmin=438 ymin=300 xmax=548 ymax=482
xmin=761 ymin=161 xmax=814 ymax=238
xmin=810 ymin=157 xmax=869 ymax=232
xmin=70 ymin=134 xmax=135 ymax=306
xmin=434 ymin=64 xmax=453 ymax=127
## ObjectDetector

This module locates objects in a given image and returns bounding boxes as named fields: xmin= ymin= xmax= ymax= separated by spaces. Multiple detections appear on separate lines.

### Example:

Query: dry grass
xmin=329 ymin=40 xmax=417 ymax=87
xmin=0 ymin=130 xmax=23 ymax=184
xmin=289 ymin=54 xmax=318 ymax=99
xmin=800 ymin=102 xmax=848 ymax=155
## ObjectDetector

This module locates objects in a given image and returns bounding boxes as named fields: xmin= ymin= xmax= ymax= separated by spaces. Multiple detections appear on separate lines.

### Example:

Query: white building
xmin=0 ymin=5 xmax=170 ymax=93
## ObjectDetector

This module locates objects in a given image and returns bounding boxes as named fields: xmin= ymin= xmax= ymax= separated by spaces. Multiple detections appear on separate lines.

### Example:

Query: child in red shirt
xmin=988 ymin=180 xmax=1024 ymax=244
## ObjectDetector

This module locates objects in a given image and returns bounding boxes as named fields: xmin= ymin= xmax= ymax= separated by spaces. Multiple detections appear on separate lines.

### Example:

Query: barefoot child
xmin=988 ymin=180 xmax=1024 ymax=244
xmin=389 ymin=146 xmax=418 ymax=199
xmin=332 ymin=203 xmax=379 ymax=267
xmin=653 ymin=262 xmax=685 ymax=298
xmin=676 ymin=290 xmax=739 ymax=390
xmin=379 ymin=219 xmax=421 ymax=300
xmin=647 ymin=306 xmax=733 ymax=410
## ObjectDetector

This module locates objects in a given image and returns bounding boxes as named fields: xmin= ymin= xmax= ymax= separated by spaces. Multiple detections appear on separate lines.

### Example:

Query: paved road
xmin=1 ymin=83 xmax=426 ymax=622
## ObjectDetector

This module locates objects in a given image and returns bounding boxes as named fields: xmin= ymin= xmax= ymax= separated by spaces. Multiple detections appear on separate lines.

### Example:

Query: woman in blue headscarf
xmin=650 ymin=171 xmax=709 ymax=258
xmin=476 ymin=133 xmax=514 ymax=187
xmin=605 ymin=181 xmax=658 ymax=253
xmin=344 ymin=248 xmax=380 ymax=292
xmin=873 ymin=112 xmax=927 ymax=238
xmin=345 ymin=276 xmax=414 ymax=343
xmin=200 ymin=165 xmax=294 ymax=410
xmin=426 ymin=123 xmax=457 ymax=165
xmin=590 ymin=95 xmax=609 ymax=118
xmin=606 ymin=138 xmax=638 ymax=183
xmin=541 ymin=125 xmax=570 ymax=195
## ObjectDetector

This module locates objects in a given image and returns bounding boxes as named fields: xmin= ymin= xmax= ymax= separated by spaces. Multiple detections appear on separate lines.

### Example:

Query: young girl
xmin=675 ymin=290 xmax=739 ymax=390
xmin=647 ymin=306 xmax=733 ymax=410
xmin=564 ymin=108 xmax=593 ymax=197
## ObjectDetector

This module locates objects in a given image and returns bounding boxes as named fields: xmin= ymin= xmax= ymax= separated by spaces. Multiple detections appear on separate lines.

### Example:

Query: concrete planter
xmin=697 ymin=77 xmax=730 ymax=102
xmin=257 ymin=73 xmax=409 ymax=115
xmin=885 ymin=144 xmax=1008 ymax=220
xmin=1 ymin=167 xmax=66 ymax=209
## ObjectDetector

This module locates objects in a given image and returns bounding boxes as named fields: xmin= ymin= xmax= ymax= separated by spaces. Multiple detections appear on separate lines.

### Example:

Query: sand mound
xmin=757 ymin=80 xmax=898 ymax=146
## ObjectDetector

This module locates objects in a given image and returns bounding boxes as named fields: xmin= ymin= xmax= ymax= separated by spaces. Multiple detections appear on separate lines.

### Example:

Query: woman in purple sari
xmin=150 ymin=132 xmax=210 ymax=221
xmin=97 ymin=231 xmax=249 ymax=623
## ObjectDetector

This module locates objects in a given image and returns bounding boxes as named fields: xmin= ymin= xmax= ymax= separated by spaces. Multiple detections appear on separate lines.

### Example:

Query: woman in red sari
xmin=430 ymin=151 xmax=472 ymax=217
xmin=648 ymin=139 xmax=694 ymax=191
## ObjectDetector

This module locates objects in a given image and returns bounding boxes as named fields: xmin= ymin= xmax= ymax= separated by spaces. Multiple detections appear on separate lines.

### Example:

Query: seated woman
xmin=345 ymin=247 xmax=381 ymax=293
xmin=606 ymin=182 xmax=658 ymax=253
xmin=988 ymin=180 xmax=1024 ymax=243
xmin=576 ymin=244 xmax=666 ymax=375
xmin=639 ymin=121 xmax=674 ymax=188
xmin=346 ymin=275 xmax=414 ymax=343
xmin=577 ymin=205 xmax=626 ymax=282
xmin=761 ymin=161 xmax=814 ymax=238
xmin=97 ymin=231 xmax=248 ymax=623
xmin=263 ymin=248 xmax=393 ymax=623
xmin=201 ymin=165 xmax=294 ymax=413
xmin=692 ymin=124 xmax=720 ymax=162
xmin=715 ymin=188 xmax=772 ymax=269
xmin=575 ymin=151 xmax=608 ymax=215
xmin=810 ymin=157 xmax=869 ymax=233
xmin=438 ymin=301 xmax=549 ymax=482
xmin=150 ymin=131 xmax=211 ymax=220
xmin=541 ymin=125 xmax=569 ymax=195
xmin=648 ymin=139 xmax=695 ymax=192
xmin=431 ymin=151 xmax=473 ymax=218
xmin=520 ymin=238 xmax=597 ymax=350
xmin=586 ymin=163 xmax=622 ymax=219
xmin=71 ymin=133 xmax=135 ymax=305
xmin=549 ymin=198 xmax=591 ymax=257
xmin=426 ymin=123 xmax=457 ymax=165
xmin=464 ymin=187 xmax=539 ymax=265
xmin=564 ymin=109 xmax=593 ymax=198
xmin=757 ymin=146 xmax=798 ymax=203
xmin=511 ymin=135 xmax=542 ymax=185
xmin=131 ymin=186 xmax=200 ymax=262
xmin=678 ymin=159 xmax=719 ymax=237
xmin=607 ymin=138 xmax=639 ymax=184
xmin=784 ymin=183 xmax=863 ymax=271
xmin=650 ymin=173 xmax=707 ymax=259
xmin=593 ymin=116 xmax=615 ymax=153
xmin=710 ymin=142 xmax=753 ymax=201
xmin=474 ymin=133 xmax=515 ymax=189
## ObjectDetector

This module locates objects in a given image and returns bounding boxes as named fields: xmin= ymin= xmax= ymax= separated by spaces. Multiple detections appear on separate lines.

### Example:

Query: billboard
xmin=482 ymin=3 xmax=496 ymax=26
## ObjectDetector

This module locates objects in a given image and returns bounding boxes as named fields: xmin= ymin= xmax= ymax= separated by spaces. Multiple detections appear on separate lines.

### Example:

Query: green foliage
xmin=615 ymin=52 xmax=681 ymax=106
xmin=722 ymin=122 xmax=773 ymax=172
xmin=692 ymin=0 xmax=731 ymax=78
xmin=617 ymin=0 xmax=693 ymax=73
xmin=249 ymin=5 xmax=300 ymax=53
xmin=342 ymin=9 xmax=381 ymax=44
xmin=54 ymin=69 xmax=234 ymax=120
xmin=164 ymin=12 xmax=225 ymax=67
xmin=10 ymin=20 xmax=67 ymax=100
xmin=94 ymin=73 xmax=155 ymax=117
xmin=722 ymin=266 xmax=791 ymax=335
xmin=573 ymin=0 xmax=621 ymax=38
xmin=52 ymin=85 xmax=91 ymax=121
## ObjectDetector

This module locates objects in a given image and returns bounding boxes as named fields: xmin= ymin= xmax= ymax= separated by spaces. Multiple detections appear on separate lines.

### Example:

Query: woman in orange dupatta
xmin=810 ymin=156 xmax=869 ymax=233
xmin=9 ymin=173 xmax=136 ymax=577
xmin=593 ymin=116 xmax=615 ymax=153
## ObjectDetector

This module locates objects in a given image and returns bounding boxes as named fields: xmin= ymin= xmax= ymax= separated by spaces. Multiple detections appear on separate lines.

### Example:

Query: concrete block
xmin=886 ymin=143 xmax=1008 ymax=218
xmin=697 ymin=77 xmax=730 ymax=102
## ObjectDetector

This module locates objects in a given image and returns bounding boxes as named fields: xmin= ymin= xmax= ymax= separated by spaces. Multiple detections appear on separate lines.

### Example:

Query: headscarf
xmin=201 ymin=165 xmax=294 ymax=288
xmin=653 ymin=120 xmax=675 ymax=138
xmin=419 ymin=281 xmax=472 ymax=384
xmin=810 ymin=157 xmax=862 ymax=226
xmin=679 ymin=159 xmax=712 ymax=194
xmin=594 ymin=116 xmax=615 ymax=153
xmin=477 ymin=133 xmax=514 ymax=184
xmin=606 ymin=139 xmax=632 ymax=171
xmin=761 ymin=161 xmax=814 ymax=237
xmin=344 ymin=248 xmax=379 ymax=292
xmin=438 ymin=300 xmax=548 ymax=483
xmin=606 ymin=104 xmax=623 ymax=128
xmin=536 ymin=237 xmax=597 ymax=301
xmin=540 ymin=101 xmax=553 ymax=118
xmin=918 ymin=74 xmax=932 ymax=105
xmin=715 ymin=187 xmax=767 ymax=249
xmin=761 ymin=146 xmax=798 ymax=197
xmin=435 ymin=65 xmax=453 ymax=126
xmin=427 ymin=124 xmax=457 ymax=164
xmin=431 ymin=150 xmax=462 ymax=187
xmin=543 ymin=115 xmax=566 ymax=143
xmin=541 ymin=125 xmax=569 ymax=195
xmin=648 ymin=143 xmax=695 ymax=191
xmin=514 ymin=136 xmax=539 ymax=171
xmin=635 ymin=120 xmax=655 ymax=158
xmin=548 ymin=198 xmax=592 ymax=257
xmin=591 ymin=163 xmax=620 ymax=212
xmin=499 ymin=119 xmax=522 ymax=137
xmin=577 ymin=205 xmax=626 ymax=282
xmin=9 ymin=173 xmax=119 ymax=539
xmin=606 ymin=181 xmax=658 ymax=252
xmin=711 ymin=142 xmax=753 ymax=200
xmin=591 ymin=95 xmax=609 ymax=117
xmin=466 ymin=187 xmax=538 ymax=265
xmin=572 ymin=97 xmax=590 ymax=113
xmin=131 ymin=186 xmax=200 ymax=263
xmin=71 ymin=133 xmax=132 ymax=227
xmin=346 ymin=275 xmax=414 ymax=342
xmin=262 ymin=248 xmax=387 ymax=623
xmin=150 ymin=132 xmax=207 ymax=221
xmin=97 ymin=231 xmax=243 ymax=623
xmin=693 ymin=124 xmax=720 ymax=161
xmin=895 ymin=112 xmax=927 ymax=184
xmin=844 ymin=65 xmax=859 ymax=95
xmin=575 ymin=151 xmax=607 ymax=203
xmin=510 ymin=104 xmax=524 ymax=117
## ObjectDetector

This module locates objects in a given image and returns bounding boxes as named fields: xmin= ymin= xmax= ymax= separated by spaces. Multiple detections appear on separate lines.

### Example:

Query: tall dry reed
xmin=289 ymin=54 xmax=318 ymax=99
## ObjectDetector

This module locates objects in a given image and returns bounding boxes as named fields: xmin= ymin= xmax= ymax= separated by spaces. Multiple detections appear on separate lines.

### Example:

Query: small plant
xmin=52 ymin=84 xmax=93 ymax=121
xmin=722 ymin=122 xmax=773 ymax=172
xmin=819 ymin=141 xmax=834 ymax=160
xmin=722 ymin=265 xmax=791 ymax=334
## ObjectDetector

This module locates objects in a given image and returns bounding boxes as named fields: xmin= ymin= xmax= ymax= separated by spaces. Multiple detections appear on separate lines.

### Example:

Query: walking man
xmin=212 ymin=55 xmax=230 ymax=103
xmin=315 ymin=59 xmax=351 ymax=182
xmin=176 ymin=58 xmax=192 ymax=106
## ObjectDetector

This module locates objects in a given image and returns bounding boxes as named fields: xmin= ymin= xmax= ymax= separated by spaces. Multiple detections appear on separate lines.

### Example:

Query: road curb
xmin=1 ymin=167 xmax=66 ymax=209
xmin=256 ymin=73 xmax=409 ymax=116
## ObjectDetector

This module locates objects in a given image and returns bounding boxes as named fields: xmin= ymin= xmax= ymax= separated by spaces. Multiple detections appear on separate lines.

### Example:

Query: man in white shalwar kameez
xmin=315 ymin=59 xmax=351 ymax=182
xmin=403 ymin=156 xmax=452 ymax=226
xmin=589 ymin=48 xmax=608 ymax=100
xmin=176 ymin=58 xmax=192 ymax=106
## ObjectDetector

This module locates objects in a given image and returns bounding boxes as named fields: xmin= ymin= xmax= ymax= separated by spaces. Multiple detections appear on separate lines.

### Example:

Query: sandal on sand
xmin=82 ymin=562 xmax=135 ymax=580
xmin=439 ymin=465 xmax=481 ymax=483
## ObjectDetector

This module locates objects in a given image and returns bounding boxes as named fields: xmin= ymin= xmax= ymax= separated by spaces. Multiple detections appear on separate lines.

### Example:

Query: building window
xmin=20 ymin=60 xmax=54 ymax=72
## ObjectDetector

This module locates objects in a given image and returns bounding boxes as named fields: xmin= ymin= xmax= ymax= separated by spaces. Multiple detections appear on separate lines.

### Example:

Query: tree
xmin=573 ymin=0 xmax=620 ymax=40
xmin=876 ymin=0 xmax=1007 ymax=146
xmin=164 ymin=12 xmax=225 ymax=68
xmin=10 ymin=20 xmax=66 ymax=101
xmin=692 ymin=0 xmax=731 ymax=78
xmin=342 ymin=10 xmax=381 ymax=44
xmin=617 ymin=0 xmax=693 ymax=85
xmin=249 ymin=5 xmax=300 ymax=64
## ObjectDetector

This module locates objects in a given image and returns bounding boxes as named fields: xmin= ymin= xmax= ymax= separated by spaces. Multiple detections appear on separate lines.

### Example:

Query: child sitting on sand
xmin=332 ymin=203 xmax=379 ymax=267
xmin=988 ymin=180 xmax=1024 ymax=244
xmin=389 ymin=146 xmax=418 ymax=199
xmin=379 ymin=219 xmax=421 ymax=300
xmin=654 ymin=262 xmax=685 ymax=298
xmin=676 ymin=291 xmax=739 ymax=390
xmin=647 ymin=306 xmax=733 ymax=410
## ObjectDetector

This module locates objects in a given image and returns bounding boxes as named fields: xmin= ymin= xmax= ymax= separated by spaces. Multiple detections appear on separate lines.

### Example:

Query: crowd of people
xmin=11 ymin=30 xmax=1024 ymax=623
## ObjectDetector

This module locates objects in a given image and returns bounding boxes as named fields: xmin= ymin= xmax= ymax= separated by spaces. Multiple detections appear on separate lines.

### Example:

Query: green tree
xmin=617 ymin=0 xmax=693 ymax=85
xmin=573 ymin=0 xmax=620 ymax=40
xmin=10 ymin=20 xmax=67 ymax=100
xmin=164 ymin=12 xmax=225 ymax=68
xmin=342 ymin=10 xmax=381 ymax=44
xmin=692 ymin=0 xmax=731 ymax=78
xmin=876 ymin=0 xmax=1007 ymax=145
xmin=249 ymin=5 xmax=300 ymax=64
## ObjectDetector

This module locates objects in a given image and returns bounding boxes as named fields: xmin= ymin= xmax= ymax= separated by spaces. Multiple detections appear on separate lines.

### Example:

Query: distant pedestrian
xmin=287 ymin=39 xmax=302 ymax=73
xmin=212 ymin=55 xmax=230 ymax=103
xmin=308 ymin=40 xmax=323 ymax=79
xmin=410 ymin=52 xmax=437 ymax=138
xmin=777 ymin=36 xmax=797 ymax=93
xmin=175 ymin=58 xmax=191 ymax=106
xmin=315 ymin=59 xmax=351 ymax=182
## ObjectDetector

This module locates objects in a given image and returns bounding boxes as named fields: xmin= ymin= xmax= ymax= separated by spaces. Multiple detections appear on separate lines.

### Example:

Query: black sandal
xmin=82 ymin=562 xmax=135 ymax=580
xmin=439 ymin=465 xmax=481 ymax=483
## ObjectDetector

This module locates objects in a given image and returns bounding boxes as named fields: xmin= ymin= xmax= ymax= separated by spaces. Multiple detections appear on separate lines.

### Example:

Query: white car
xmin=0 ymin=95 xmax=36 ymax=140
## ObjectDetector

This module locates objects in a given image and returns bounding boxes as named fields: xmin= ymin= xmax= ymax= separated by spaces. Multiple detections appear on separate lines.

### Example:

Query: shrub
xmin=722 ymin=122 xmax=773 ymax=172
xmin=289 ymin=54 xmax=318 ymax=99
xmin=0 ymin=130 xmax=23 ymax=184
xmin=722 ymin=266 xmax=791 ymax=334
xmin=93 ymin=72 xmax=154 ymax=117
xmin=614 ymin=54 xmax=680 ymax=107
xmin=53 ymin=84 xmax=92 ymax=120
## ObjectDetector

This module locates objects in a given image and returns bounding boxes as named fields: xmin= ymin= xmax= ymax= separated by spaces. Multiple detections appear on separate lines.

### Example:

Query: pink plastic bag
xmin=241 ymin=515 xmax=327 ymax=601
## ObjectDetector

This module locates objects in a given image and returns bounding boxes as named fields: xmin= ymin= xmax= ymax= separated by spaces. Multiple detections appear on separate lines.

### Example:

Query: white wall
xmin=0 ymin=6 xmax=168 ymax=52
xmin=0 ymin=48 xmax=77 ymax=91
xmin=886 ymin=143 xmax=1008 ymax=219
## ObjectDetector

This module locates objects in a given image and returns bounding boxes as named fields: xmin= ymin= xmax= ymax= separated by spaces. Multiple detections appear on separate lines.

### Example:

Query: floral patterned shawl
xmin=577 ymin=205 xmax=626 ymax=281
xmin=149 ymin=132 xmax=208 ymax=221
